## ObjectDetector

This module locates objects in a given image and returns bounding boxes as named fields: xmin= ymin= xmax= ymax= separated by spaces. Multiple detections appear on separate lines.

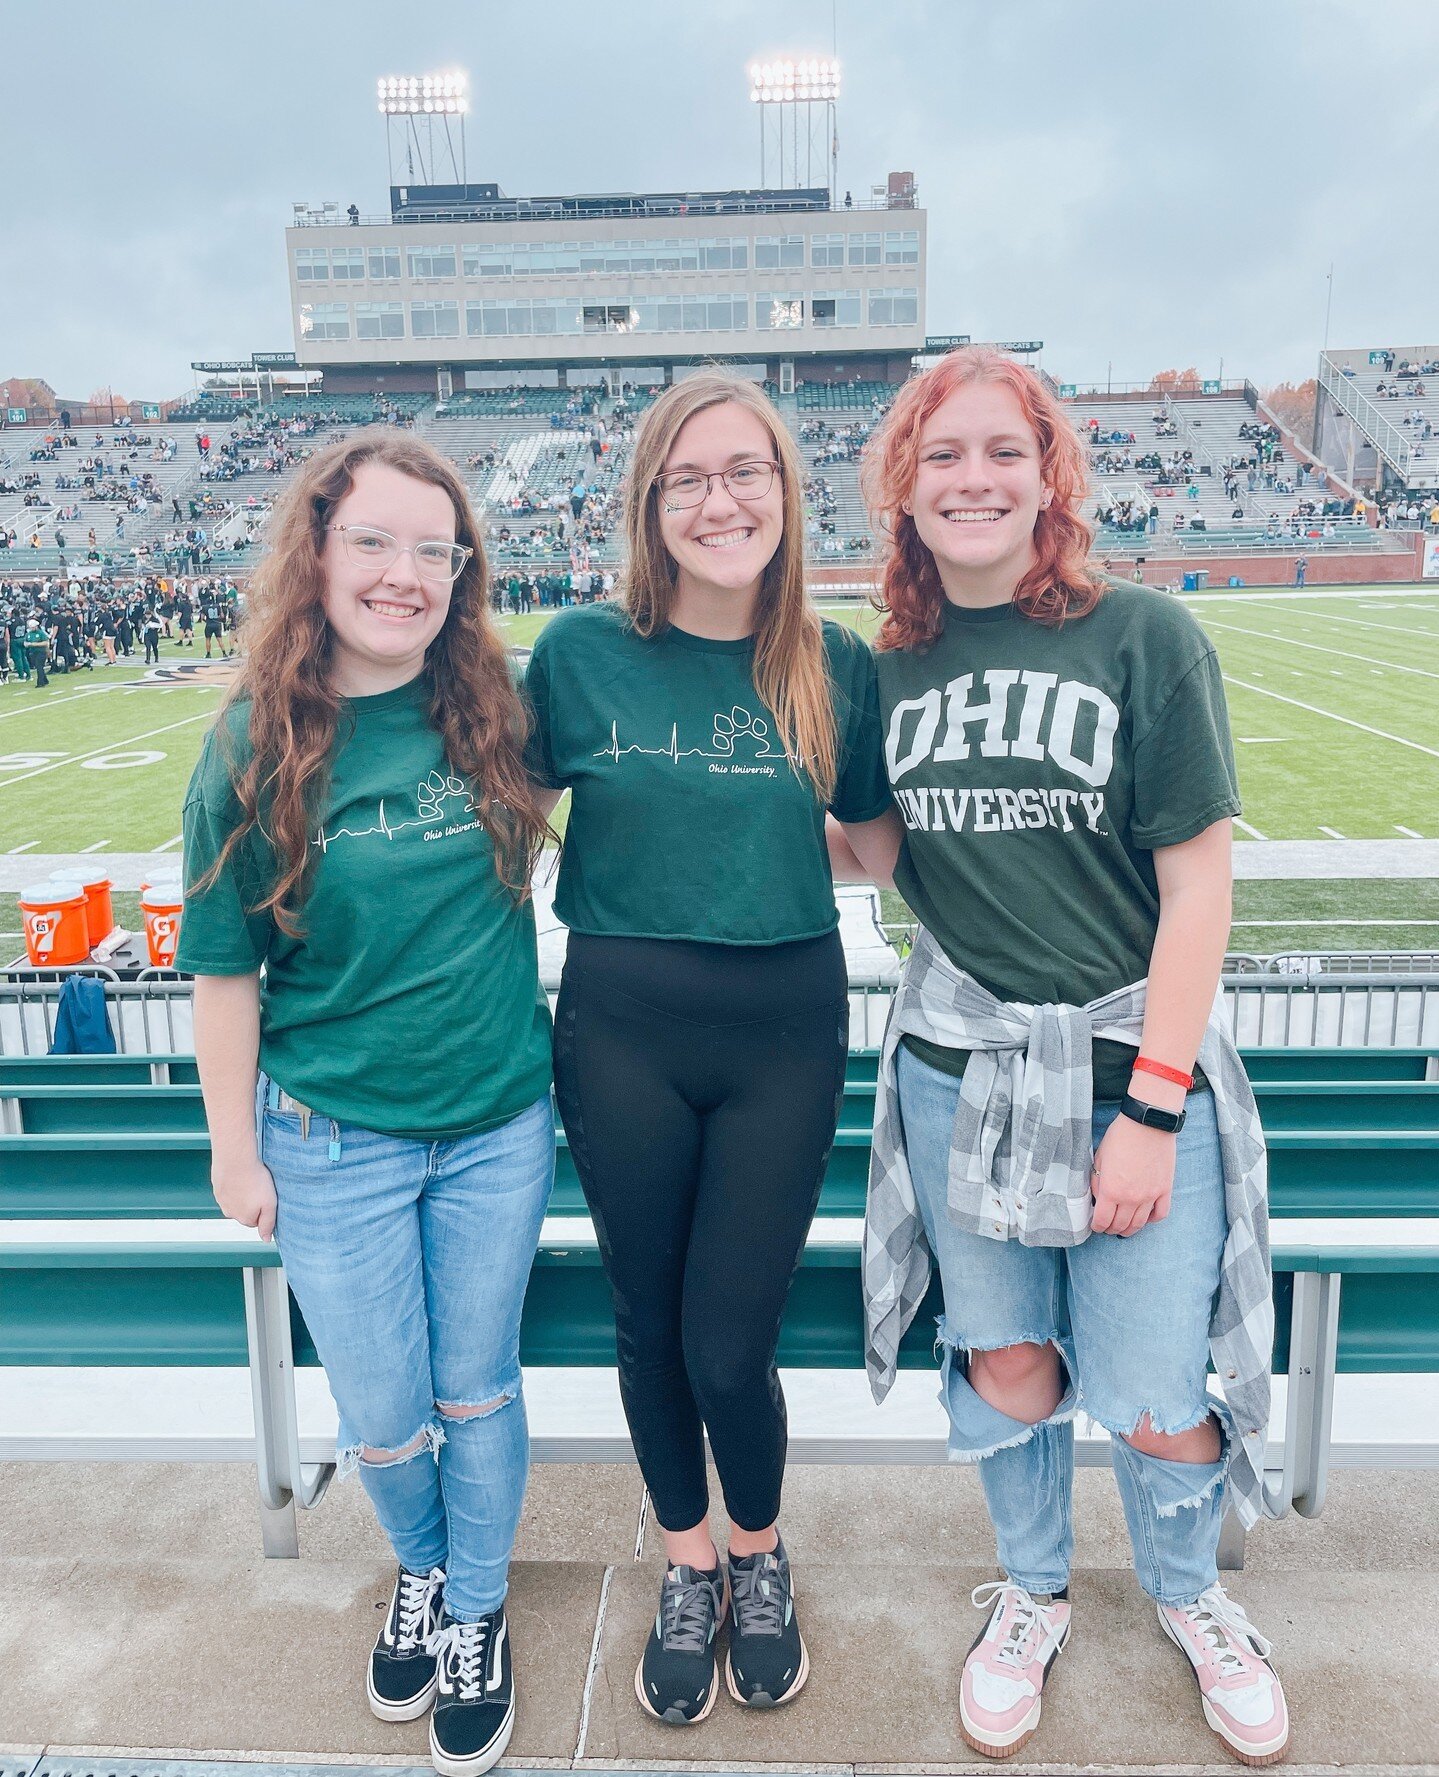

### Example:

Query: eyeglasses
xmin=653 ymin=460 xmax=781 ymax=511
xmin=328 ymin=524 xmax=473 ymax=583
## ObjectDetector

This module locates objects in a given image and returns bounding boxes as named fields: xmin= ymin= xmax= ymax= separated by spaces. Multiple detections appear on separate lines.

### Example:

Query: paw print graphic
xmin=417 ymin=770 xmax=469 ymax=820
xmin=711 ymin=706 xmax=770 ymax=756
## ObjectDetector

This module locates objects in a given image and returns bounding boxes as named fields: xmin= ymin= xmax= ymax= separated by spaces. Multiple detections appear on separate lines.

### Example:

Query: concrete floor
xmin=2 ymin=1461 xmax=1437 ymax=1773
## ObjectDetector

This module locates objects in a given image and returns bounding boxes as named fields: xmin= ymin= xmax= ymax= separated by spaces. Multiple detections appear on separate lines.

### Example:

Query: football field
xmin=1 ymin=588 xmax=1436 ymax=950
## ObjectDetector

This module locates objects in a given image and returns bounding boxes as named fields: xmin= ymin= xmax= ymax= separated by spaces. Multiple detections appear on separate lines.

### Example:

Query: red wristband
xmin=1132 ymin=1055 xmax=1194 ymax=1090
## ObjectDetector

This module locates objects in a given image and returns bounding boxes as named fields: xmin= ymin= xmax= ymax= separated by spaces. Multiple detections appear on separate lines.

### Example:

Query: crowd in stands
xmin=491 ymin=567 xmax=615 ymax=613
xmin=0 ymin=575 xmax=242 ymax=685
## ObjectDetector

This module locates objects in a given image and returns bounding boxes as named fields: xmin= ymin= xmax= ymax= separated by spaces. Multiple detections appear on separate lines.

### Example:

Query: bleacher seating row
xmin=796 ymin=379 xmax=893 ymax=411
xmin=3 ymin=1044 xmax=1436 ymax=1558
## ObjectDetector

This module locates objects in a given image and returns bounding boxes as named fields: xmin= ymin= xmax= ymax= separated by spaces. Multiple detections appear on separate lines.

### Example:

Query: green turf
xmin=2 ymin=589 xmax=1436 ymax=897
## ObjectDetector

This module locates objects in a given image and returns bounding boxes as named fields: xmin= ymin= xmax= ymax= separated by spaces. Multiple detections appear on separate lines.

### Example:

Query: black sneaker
xmin=367 ymin=1564 xmax=446 ymax=1721
xmin=725 ymin=1534 xmax=809 ymax=1708
xmin=634 ymin=1562 xmax=728 ymax=1725
xmin=428 ymin=1607 xmax=515 ymax=1776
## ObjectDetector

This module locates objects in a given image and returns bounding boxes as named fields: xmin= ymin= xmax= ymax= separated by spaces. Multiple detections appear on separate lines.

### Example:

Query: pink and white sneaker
xmin=1158 ymin=1584 xmax=1290 ymax=1767
xmin=959 ymin=1579 xmax=1071 ymax=1759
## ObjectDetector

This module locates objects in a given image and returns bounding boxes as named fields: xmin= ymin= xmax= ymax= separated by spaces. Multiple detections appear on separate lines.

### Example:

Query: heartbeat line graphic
xmin=594 ymin=707 xmax=784 ymax=764
xmin=310 ymin=775 xmax=481 ymax=853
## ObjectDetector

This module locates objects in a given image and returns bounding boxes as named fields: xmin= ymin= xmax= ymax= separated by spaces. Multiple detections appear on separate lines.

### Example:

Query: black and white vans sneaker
xmin=725 ymin=1534 xmax=809 ymax=1708
xmin=635 ymin=1562 xmax=728 ymax=1724
xmin=428 ymin=1606 xmax=515 ymax=1776
xmin=367 ymin=1564 xmax=446 ymax=1721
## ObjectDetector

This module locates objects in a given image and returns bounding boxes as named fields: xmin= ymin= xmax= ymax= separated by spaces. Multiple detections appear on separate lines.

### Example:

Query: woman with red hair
xmin=850 ymin=350 xmax=1288 ymax=1766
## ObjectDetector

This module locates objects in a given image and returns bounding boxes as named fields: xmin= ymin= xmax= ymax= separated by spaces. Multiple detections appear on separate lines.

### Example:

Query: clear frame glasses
xmin=328 ymin=523 xmax=473 ymax=584
xmin=654 ymin=460 xmax=781 ymax=511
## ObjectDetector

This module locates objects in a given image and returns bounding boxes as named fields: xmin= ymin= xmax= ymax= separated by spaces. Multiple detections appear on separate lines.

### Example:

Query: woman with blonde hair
xmin=526 ymin=372 xmax=898 ymax=1725
xmin=177 ymin=431 xmax=554 ymax=1777
xmin=846 ymin=349 xmax=1287 ymax=1765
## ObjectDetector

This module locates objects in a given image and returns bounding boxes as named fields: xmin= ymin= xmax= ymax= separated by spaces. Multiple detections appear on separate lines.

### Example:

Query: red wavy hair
xmin=863 ymin=347 xmax=1102 ymax=651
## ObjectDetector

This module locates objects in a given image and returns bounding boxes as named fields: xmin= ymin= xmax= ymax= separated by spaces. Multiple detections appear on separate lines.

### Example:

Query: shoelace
xmin=660 ymin=1567 xmax=720 ymax=1654
xmin=971 ymin=1580 xmax=1048 ymax=1669
xmin=428 ymin=1617 xmax=492 ymax=1701
xmin=731 ymin=1555 xmax=784 ymax=1638
xmin=392 ymin=1566 xmax=444 ymax=1654
xmin=1178 ymin=1584 xmax=1274 ymax=1679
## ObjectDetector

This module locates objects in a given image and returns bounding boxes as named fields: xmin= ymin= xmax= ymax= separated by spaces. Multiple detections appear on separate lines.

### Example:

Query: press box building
xmin=283 ymin=177 xmax=926 ymax=399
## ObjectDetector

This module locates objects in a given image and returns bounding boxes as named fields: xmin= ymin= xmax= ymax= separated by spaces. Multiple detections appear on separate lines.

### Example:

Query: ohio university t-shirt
xmin=175 ymin=677 xmax=552 ymax=1139
xmin=525 ymin=602 xmax=893 ymax=944
xmin=875 ymin=582 xmax=1240 ymax=1101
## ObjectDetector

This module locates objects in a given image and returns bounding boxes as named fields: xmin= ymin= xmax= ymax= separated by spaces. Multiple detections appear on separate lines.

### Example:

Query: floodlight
xmin=749 ymin=55 xmax=838 ymax=103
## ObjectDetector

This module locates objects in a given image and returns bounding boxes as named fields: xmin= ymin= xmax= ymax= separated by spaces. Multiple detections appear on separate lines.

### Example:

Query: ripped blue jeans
xmin=259 ymin=1079 xmax=554 ymax=1619
xmin=897 ymin=1043 xmax=1232 ymax=1607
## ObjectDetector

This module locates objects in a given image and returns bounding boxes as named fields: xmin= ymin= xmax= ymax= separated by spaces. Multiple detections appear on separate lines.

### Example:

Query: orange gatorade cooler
xmin=141 ymin=882 xmax=184 ymax=968
xmin=48 ymin=866 xmax=115 ymax=949
xmin=20 ymin=881 xmax=91 ymax=967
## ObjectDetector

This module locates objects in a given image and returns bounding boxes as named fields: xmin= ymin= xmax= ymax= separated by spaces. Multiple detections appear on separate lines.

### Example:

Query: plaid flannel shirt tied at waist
xmin=862 ymin=926 xmax=1276 ymax=1527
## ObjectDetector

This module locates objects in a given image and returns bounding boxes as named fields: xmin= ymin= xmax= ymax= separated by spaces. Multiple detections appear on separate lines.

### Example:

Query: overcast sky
xmin=4 ymin=0 xmax=1435 ymax=401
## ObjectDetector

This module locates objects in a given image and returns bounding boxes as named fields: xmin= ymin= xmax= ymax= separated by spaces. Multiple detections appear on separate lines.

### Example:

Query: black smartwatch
xmin=1119 ymin=1093 xmax=1186 ymax=1134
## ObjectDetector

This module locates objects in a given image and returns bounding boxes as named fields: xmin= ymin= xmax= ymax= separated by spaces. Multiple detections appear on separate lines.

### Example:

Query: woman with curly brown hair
xmin=845 ymin=348 xmax=1288 ymax=1766
xmin=177 ymin=432 xmax=554 ymax=1777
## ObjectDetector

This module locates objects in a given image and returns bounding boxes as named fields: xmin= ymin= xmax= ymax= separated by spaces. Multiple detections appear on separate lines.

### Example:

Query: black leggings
xmin=553 ymin=930 xmax=848 ymax=1533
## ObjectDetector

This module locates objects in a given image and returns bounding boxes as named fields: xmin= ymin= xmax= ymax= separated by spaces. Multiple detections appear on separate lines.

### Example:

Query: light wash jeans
xmin=896 ymin=1043 xmax=1233 ymax=1607
xmin=258 ymin=1079 xmax=554 ymax=1619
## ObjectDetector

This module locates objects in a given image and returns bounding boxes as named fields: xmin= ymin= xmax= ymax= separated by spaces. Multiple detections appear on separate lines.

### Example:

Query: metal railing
xmin=4 ymin=959 xmax=1438 ymax=1056
xmin=1319 ymin=353 xmax=1414 ymax=483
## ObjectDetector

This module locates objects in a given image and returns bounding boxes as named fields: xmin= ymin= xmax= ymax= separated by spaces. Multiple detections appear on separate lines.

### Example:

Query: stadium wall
xmin=1127 ymin=542 xmax=1424 ymax=587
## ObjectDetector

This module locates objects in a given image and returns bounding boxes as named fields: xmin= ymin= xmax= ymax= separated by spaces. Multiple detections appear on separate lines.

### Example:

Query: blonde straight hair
xmin=622 ymin=372 xmax=838 ymax=803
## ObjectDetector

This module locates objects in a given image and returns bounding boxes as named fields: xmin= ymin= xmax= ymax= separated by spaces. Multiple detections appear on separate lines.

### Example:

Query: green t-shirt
xmin=175 ymin=675 xmax=552 ymax=1139
xmin=525 ymin=603 xmax=893 ymax=945
xmin=875 ymin=583 xmax=1240 ymax=1100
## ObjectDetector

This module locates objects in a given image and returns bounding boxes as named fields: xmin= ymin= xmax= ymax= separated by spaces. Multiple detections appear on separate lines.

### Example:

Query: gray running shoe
xmin=634 ymin=1563 xmax=728 ymax=1725
xmin=725 ymin=1533 xmax=809 ymax=1708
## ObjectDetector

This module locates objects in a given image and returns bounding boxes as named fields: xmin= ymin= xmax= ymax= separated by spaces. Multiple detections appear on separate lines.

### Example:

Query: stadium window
xmin=469 ymin=301 xmax=506 ymax=337
xmin=410 ymin=300 xmax=460 ymax=338
xmin=812 ymin=298 xmax=837 ymax=328
xmin=836 ymin=291 xmax=862 ymax=325
xmin=756 ymin=293 xmax=805 ymax=330
xmin=707 ymin=296 xmax=746 ymax=330
xmin=811 ymin=233 xmax=846 ymax=268
xmin=407 ymin=244 xmax=457 ymax=280
xmin=294 ymin=247 xmax=329 ymax=282
xmin=656 ymin=299 xmax=683 ymax=331
xmin=884 ymin=230 xmax=920 ymax=264
xmin=463 ymin=244 xmax=513 ymax=277
xmin=356 ymin=301 xmax=405 ymax=340
xmin=868 ymin=288 xmax=918 ymax=326
xmin=367 ymin=247 xmax=401 ymax=280
xmin=755 ymin=235 xmax=804 ymax=270
xmin=583 ymin=304 xmax=639 ymax=334
xmin=298 ymin=302 xmax=350 ymax=341
xmin=847 ymin=232 xmax=882 ymax=267
xmin=330 ymin=247 xmax=365 ymax=281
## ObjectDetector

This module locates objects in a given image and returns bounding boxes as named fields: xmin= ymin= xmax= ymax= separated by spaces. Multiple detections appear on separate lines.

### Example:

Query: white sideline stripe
xmin=155 ymin=833 xmax=184 ymax=852
xmin=1397 ymin=826 xmax=1425 ymax=838
xmin=0 ymin=711 xmax=214 ymax=791
xmin=1203 ymin=618 xmax=1439 ymax=680
xmin=5 ymin=841 xmax=39 ymax=854
xmin=1221 ymin=676 xmax=1439 ymax=759
xmin=79 ymin=840 xmax=110 ymax=853
xmin=1185 ymin=587 xmax=1439 ymax=604
xmin=1230 ymin=918 xmax=1439 ymax=928
xmin=1234 ymin=819 xmax=1268 ymax=840
xmin=1319 ymin=825 xmax=1346 ymax=839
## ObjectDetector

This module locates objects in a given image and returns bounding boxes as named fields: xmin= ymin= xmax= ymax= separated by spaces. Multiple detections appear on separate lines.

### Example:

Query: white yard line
xmin=1221 ymin=677 xmax=1439 ymax=760
xmin=5 ymin=841 xmax=39 ymax=855
xmin=1234 ymin=819 xmax=1269 ymax=840
xmin=79 ymin=839 xmax=111 ymax=853
xmin=1202 ymin=618 xmax=1439 ymax=679
xmin=0 ymin=686 xmax=116 ymax=721
xmin=1287 ymin=609 xmax=1439 ymax=645
xmin=1318 ymin=825 xmax=1346 ymax=839
xmin=0 ymin=712 xmax=215 ymax=791
xmin=1396 ymin=826 xmax=1425 ymax=839
xmin=155 ymin=834 xmax=184 ymax=852
xmin=1185 ymin=585 xmax=1439 ymax=604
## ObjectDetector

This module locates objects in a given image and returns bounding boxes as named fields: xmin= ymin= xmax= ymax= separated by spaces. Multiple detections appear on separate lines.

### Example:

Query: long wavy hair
xmin=197 ymin=431 xmax=550 ymax=934
xmin=863 ymin=348 xmax=1102 ymax=651
xmin=623 ymin=373 xmax=838 ymax=802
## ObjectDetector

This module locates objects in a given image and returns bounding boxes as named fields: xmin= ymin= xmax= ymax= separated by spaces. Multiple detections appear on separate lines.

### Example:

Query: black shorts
xmin=204 ymin=620 xmax=222 ymax=639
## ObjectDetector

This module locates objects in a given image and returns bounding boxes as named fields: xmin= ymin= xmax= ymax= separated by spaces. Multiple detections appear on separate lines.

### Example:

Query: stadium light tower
xmin=377 ymin=70 xmax=469 ymax=187
xmin=748 ymin=58 xmax=840 ymax=200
